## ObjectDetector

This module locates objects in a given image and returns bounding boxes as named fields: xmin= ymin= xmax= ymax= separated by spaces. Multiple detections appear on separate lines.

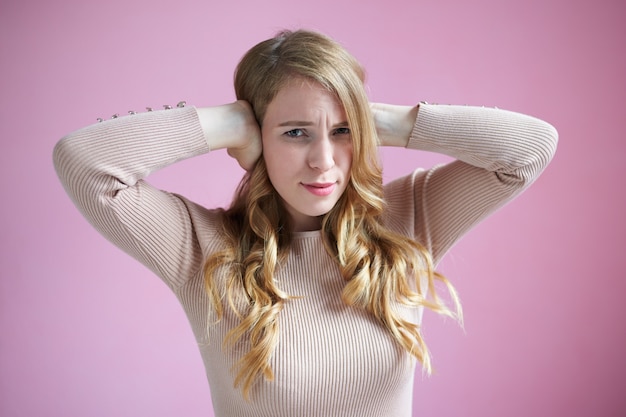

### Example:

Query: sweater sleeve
xmin=53 ymin=107 xmax=213 ymax=289
xmin=384 ymin=103 xmax=558 ymax=265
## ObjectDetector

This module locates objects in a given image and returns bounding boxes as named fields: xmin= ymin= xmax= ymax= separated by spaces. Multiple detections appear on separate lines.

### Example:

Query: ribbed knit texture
xmin=53 ymin=103 xmax=557 ymax=416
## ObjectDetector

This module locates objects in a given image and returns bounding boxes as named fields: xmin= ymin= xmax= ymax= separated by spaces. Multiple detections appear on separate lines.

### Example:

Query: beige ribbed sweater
xmin=53 ymin=103 xmax=557 ymax=416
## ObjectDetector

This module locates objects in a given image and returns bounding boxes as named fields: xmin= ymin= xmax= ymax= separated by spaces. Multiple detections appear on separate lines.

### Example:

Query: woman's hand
xmin=225 ymin=101 xmax=262 ymax=171
xmin=370 ymin=102 xmax=419 ymax=147
xmin=197 ymin=100 xmax=262 ymax=171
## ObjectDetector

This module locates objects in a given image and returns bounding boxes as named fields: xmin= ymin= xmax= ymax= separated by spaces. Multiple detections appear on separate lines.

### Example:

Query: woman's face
xmin=261 ymin=78 xmax=353 ymax=232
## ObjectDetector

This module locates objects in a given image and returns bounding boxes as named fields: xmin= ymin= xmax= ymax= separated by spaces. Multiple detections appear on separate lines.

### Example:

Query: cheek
xmin=261 ymin=135 xmax=278 ymax=173
xmin=262 ymin=139 xmax=297 ymax=184
xmin=339 ymin=143 xmax=354 ymax=174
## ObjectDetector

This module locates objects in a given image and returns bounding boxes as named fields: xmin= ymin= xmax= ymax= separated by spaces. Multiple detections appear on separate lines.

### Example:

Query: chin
xmin=303 ymin=204 xmax=337 ymax=218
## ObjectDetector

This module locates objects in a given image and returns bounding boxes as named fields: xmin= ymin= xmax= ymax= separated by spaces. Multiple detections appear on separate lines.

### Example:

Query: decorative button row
xmin=97 ymin=101 xmax=186 ymax=122
xmin=419 ymin=101 xmax=499 ymax=109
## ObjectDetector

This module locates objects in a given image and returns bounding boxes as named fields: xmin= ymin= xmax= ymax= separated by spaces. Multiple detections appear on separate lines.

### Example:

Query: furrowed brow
xmin=277 ymin=121 xmax=314 ymax=127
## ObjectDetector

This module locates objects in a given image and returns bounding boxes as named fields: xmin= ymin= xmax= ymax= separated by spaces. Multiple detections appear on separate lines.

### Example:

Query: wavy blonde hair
xmin=204 ymin=29 xmax=461 ymax=399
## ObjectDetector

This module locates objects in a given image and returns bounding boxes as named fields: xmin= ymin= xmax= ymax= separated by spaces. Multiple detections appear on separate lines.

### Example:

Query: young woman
xmin=53 ymin=30 xmax=558 ymax=416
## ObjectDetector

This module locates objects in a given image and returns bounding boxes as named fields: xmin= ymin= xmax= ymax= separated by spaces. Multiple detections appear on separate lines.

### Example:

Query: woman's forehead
xmin=264 ymin=81 xmax=346 ymax=125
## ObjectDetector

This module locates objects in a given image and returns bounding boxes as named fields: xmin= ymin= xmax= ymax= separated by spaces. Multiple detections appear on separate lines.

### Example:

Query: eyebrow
xmin=277 ymin=120 xmax=349 ymax=128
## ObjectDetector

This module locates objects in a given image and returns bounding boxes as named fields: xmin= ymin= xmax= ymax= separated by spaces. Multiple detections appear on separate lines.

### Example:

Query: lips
xmin=302 ymin=182 xmax=336 ymax=196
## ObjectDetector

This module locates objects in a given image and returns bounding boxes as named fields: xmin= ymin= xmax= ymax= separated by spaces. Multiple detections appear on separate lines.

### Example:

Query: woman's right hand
xmin=370 ymin=102 xmax=418 ymax=148
xmin=197 ymin=100 xmax=262 ymax=171
xmin=226 ymin=101 xmax=262 ymax=171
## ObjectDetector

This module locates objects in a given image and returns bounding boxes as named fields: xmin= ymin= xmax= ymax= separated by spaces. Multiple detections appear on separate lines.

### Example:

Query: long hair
xmin=203 ymin=29 xmax=461 ymax=399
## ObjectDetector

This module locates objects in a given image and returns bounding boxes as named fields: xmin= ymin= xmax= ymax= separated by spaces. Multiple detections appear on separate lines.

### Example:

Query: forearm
xmin=409 ymin=103 xmax=558 ymax=177
xmin=54 ymin=101 xmax=258 ymax=188
xmin=53 ymin=106 xmax=208 ymax=191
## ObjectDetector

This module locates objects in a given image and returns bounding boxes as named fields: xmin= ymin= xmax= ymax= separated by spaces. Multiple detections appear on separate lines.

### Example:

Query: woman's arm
xmin=376 ymin=102 xmax=558 ymax=264
xmin=53 ymin=101 xmax=261 ymax=289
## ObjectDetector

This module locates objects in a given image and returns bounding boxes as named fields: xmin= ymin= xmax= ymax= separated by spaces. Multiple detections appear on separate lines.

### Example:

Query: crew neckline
xmin=291 ymin=229 xmax=323 ymax=239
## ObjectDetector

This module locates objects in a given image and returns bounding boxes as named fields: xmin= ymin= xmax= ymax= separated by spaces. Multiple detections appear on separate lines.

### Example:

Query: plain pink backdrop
xmin=1 ymin=0 xmax=624 ymax=416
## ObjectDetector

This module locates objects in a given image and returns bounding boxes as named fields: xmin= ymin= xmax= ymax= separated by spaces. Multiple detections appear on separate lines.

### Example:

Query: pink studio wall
xmin=1 ymin=0 xmax=624 ymax=416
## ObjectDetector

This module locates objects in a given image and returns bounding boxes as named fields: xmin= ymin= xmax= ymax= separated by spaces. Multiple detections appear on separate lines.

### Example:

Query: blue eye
xmin=284 ymin=128 xmax=305 ymax=137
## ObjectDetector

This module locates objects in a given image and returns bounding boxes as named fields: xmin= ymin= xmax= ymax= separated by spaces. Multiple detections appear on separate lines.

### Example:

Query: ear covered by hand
xmin=225 ymin=100 xmax=263 ymax=171
xmin=197 ymin=100 xmax=263 ymax=171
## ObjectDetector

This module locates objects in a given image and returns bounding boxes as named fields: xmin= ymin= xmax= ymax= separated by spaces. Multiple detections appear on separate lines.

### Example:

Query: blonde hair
xmin=204 ymin=29 xmax=461 ymax=399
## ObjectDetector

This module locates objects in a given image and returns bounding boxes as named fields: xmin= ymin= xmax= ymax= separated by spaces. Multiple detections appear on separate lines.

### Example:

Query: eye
xmin=333 ymin=127 xmax=351 ymax=136
xmin=284 ymin=128 xmax=306 ymax=138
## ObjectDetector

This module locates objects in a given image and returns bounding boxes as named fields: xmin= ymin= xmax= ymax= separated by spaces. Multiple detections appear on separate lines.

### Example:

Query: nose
xmin=307 ymin=134 xmax=335 ymax=172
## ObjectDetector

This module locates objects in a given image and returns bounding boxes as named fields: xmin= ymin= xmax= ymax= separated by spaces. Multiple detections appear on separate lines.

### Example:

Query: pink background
xmin=1 ymin=0 xmax=624 ymax=416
